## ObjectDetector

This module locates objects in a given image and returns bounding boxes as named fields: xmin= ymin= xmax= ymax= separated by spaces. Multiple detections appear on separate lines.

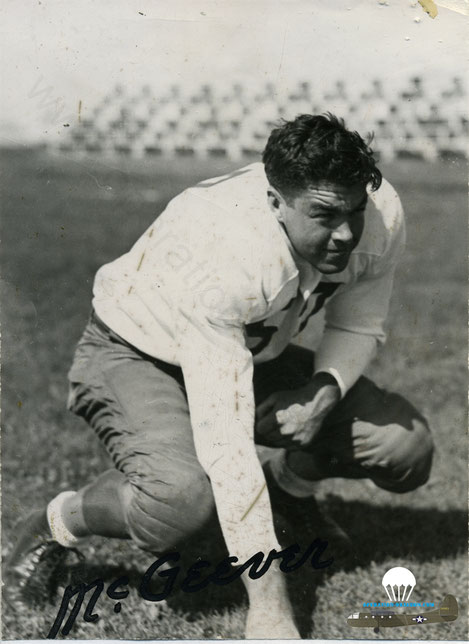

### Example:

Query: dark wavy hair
xmin=262 ymin=113 xmax=382 ymax=202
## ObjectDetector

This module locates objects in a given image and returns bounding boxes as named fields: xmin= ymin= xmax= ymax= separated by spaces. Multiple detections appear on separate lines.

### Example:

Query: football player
xmin=5 ymin=114 xmax=433 ymax=638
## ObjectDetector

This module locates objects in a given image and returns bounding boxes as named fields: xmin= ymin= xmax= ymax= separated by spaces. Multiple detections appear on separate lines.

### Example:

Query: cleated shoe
xmin=263 ymin=462 xmax=353 ymax=560
xmin=3 ymin=508 xmax=81 ymax=609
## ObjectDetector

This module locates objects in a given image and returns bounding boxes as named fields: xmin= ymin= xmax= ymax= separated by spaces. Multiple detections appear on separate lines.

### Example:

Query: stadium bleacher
xmin=56 ymin=76 xmax=468 ymax=161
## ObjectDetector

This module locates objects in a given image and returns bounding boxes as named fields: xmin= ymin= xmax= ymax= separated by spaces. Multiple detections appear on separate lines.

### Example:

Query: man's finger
xmin=352 ymin=447 xmax=378 ymax=462
xmin=350 ymin=421 xmax=376 ymax=438
xmin=279 ymin=422 xmax=297 ymax=436
xmin=256 ymin=411 xmax=278 ymax=436
xmin=288 ymin=427 xmax=312 ymax=446
xmin=276 ymin=404 xmax=310 ymax=425
xmin=256 ymin=395 xmax=277 ymax=417
xmin=255 ymin=429 xmax=294 ymax=448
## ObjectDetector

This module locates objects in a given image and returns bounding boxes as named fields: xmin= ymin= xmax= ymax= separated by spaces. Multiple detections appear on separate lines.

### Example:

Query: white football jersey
xmin=94 ymin=162 xmax=405 ymax=391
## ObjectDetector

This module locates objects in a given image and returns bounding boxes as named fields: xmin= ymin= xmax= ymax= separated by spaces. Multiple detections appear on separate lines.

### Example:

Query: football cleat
xmin=263 ymin=462 xmax=353 ymax=559
xmin=3 ymin=508 xmax=82 ymax=609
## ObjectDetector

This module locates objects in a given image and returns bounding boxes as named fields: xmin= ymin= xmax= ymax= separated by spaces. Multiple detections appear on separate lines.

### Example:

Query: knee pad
xmin=124 ymin=469 xmax=215 ymax=553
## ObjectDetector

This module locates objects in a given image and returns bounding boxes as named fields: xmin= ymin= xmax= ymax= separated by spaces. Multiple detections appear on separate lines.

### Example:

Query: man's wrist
xmin=302 ymin=372 xmax=341 ymax=403
xmin=312 ymin=370 xmax=342 ymax=390
xmin=299 ymin=372 xmax=341 ymax=422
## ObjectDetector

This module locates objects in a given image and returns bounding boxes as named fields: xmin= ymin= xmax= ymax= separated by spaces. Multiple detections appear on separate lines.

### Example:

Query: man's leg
xmin=57 ymin=469 xmax=130 ymax=539
xmin=252 ymin=344 xmax=433 ymax=556
xmin=5 ymin=318 xmax=216 ymax=607
xmin=59 ymin=355 xmax=215 ymax=553
xmin=254 ymin=343 xmax=433 ymax=494
xmin=287 ymin=376 xmax=434 ymax=494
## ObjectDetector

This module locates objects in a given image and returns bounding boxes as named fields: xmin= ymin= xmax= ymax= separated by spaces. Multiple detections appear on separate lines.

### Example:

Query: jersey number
xmin=245 ymin=282 xmax=342 ymax=356
xmin=298 ymin=282 xmax=342 ymax=332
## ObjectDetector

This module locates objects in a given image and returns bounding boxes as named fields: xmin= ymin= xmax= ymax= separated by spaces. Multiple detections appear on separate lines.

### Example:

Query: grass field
xmin=1 ymin=148 xmax=467 ymax=640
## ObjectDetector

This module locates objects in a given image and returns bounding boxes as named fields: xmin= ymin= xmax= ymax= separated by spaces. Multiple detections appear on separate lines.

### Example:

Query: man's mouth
xmin=326 ymin=248 xmax=351 ymax=255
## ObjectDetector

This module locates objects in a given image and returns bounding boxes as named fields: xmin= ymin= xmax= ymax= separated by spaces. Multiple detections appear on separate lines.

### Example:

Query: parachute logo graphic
xmin=382 ymin=567 xmax=416 ymax=601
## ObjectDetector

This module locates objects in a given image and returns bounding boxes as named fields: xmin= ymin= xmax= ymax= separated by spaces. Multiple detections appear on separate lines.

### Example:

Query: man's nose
xmin=332 ymin=220 xmax=353 ymax=245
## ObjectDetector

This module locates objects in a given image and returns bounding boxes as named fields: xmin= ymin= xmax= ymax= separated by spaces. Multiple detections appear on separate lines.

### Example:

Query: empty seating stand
xmin=56 ymin=76 xmax=467 ymax=161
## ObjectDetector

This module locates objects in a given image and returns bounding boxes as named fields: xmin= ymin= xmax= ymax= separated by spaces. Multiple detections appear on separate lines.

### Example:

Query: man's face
xmin=270 ymin=181 xmax=368 ymax=274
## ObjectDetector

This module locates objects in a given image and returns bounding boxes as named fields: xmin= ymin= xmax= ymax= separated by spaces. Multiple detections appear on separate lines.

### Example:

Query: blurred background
xmin=1 ymin=0 xmax=468 ymax=640
xmin=1 ymin=0 xmax=468 ymax=160
xmin=23 ymin=72 xmax=469 ymax=161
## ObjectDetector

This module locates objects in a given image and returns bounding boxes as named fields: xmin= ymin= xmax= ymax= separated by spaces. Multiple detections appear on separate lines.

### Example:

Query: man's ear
xmin=267 ymin=187 xmax=284 ymax=217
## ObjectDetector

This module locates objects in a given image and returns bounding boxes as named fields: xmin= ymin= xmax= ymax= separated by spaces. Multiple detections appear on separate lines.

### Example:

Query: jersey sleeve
xmin=172 ymin=263 xmax=281 ymax=561
xmin=315 ymin=185 xmax=406 ymax=395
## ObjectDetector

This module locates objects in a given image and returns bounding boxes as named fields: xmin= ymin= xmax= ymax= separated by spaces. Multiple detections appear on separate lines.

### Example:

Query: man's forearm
xmin=207 ymin=451 xmax=295 ymax=610
xmin=314 ymin=328 xmax=378 ymax=396
xmin=207 ymin=452 xmax=280 ymax=562
xmin=176 ymin=323 xmax=294 ymax=610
